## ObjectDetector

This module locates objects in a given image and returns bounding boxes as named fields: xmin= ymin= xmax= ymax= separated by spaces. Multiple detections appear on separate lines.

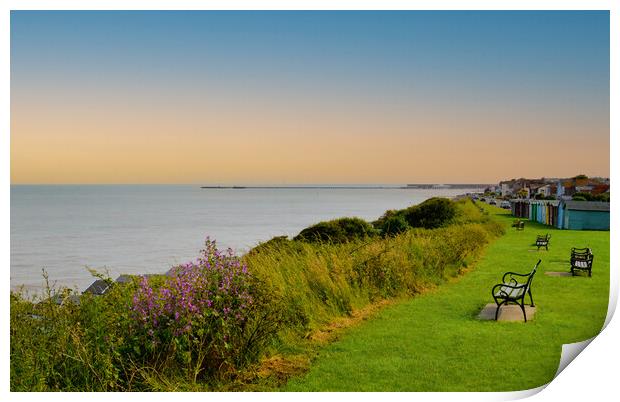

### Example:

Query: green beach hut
xmin=560 ymin=200 xmax=610 ymax=230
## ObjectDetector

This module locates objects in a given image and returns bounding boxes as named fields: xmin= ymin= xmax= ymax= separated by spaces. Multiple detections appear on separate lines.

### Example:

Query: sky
xmin=10 ymin=11 xmax=610 ymax=184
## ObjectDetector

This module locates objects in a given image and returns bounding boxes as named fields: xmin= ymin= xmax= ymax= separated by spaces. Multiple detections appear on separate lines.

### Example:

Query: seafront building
xmin=498 ymin=176 xmax=609 ymax=199
xmin=492 ymin=175 xmax=610 ymax=231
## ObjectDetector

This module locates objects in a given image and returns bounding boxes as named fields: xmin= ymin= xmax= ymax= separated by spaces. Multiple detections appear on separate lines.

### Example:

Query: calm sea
xmin=11 ymin=185 xmax=482 ymax=291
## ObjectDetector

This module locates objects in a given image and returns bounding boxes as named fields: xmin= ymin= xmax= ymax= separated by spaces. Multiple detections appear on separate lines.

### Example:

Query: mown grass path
xmin=284 ymin=206 xmax=609 ymax=391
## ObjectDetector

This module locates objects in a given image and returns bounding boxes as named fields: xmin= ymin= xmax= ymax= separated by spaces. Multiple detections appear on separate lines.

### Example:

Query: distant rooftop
xmin=83 ymin=279 xmax=110 ymax=295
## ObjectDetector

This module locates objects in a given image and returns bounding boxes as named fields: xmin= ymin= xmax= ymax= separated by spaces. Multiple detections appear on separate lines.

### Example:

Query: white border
xmin=1 ymin=0 xmax=616 ymax=11
xmin=2 ymin=2 xmax=617 ymax=402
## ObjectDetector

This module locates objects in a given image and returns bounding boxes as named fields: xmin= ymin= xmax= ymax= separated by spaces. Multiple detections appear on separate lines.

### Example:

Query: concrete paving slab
xmin=477 ymin=303 xmax=536 ymax=322
xmin=545 ymin=272 xmax=573 ymax=277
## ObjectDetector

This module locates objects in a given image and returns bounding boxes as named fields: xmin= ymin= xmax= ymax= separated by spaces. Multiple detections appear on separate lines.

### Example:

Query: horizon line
xmin=10 ymin=182 xmax=495 ymax=186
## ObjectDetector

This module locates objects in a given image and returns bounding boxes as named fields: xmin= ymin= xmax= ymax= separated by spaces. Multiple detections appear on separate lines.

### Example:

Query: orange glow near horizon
xmin=11 ymin=93 xmax=610 ymax=184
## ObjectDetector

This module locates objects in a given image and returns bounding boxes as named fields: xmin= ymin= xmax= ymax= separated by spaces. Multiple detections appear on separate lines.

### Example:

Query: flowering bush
xmin=130 ymin=238 xmax=254 ymax=377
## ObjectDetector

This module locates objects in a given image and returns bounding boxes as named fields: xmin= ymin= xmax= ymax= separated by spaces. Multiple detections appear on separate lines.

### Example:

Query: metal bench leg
xmin=528 ymin=289 xmax=535 ymax=307
xmin=495 ymin=300 xmax=505 ymax=321
xmin=520 ymin=300 xmax=527 ymax=323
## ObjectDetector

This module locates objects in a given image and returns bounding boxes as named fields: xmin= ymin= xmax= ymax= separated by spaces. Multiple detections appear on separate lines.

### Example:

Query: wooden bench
xmin=571 ymin=247 xmax=594 ymax=277
xmin=512 ymin=220 xmax=525 ymax=230
xmin=535 ymin=234 xmax=550 ymax=250
xmin=492 ymin=259 xmax=541 ymax=322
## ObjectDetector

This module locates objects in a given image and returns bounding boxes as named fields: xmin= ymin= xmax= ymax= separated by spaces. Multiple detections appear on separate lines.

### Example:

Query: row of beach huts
xmin=510 ymin=199 xmax=610 ymax=231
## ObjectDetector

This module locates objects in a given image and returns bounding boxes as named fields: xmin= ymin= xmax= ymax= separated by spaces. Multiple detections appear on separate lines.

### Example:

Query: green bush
xmin=573 ymin=192 xmax=609 ymax=202
xmin=375 ymin=198 xmax=468 ymax=235
xmin=248 ymin=236 xmax=292 ymax=256
xmin=403 ymin=197 xmax=457 ymax=229
xmin=294 ymin=217 xmax=377 ymax=244
xmin=379 ymin=214 xmax=410 ymax=237
xmin=372 ymin=209 xmax=403 ymax=230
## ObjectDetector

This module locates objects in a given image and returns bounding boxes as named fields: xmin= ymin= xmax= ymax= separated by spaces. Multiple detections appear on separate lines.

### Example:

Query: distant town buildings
xmin=492 ymin=175 xmax=610 ymax=231
xmin=495 ymin=175 xmax=609 ymax=201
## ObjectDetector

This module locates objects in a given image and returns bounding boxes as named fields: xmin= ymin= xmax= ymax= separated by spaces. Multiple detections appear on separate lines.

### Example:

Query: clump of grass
xmin=10 ymin=271 xmax=134 ymax=390
xmin=250 ymin=222 xmax=498 ymax=327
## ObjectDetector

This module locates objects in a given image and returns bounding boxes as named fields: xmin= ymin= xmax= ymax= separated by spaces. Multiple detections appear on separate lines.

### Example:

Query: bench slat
xmin=496 ymin=286 xmax=525 ymax=299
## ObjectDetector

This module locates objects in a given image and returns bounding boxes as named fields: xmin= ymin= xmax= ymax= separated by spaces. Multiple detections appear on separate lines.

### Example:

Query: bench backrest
xmin=571 ymin=248 xmax=593 ymax=265
xmin=524 ymin=259 xmax=542 ymax=293
xmin=571 ymin=247 xmax=592 ymax=256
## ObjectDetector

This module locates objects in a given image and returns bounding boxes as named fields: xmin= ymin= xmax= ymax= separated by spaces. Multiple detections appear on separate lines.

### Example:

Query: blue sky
xmin=10 ymin=11 xmax=610 ymax=184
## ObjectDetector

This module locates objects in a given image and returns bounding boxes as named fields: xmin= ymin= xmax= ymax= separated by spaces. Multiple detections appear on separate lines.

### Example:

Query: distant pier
xmin=200 ymin=184 xmax=490 ymax=190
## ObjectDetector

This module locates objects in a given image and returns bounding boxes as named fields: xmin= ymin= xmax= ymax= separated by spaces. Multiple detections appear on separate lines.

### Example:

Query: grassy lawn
xmin=284 ymin=205 xmax=610 ymax=391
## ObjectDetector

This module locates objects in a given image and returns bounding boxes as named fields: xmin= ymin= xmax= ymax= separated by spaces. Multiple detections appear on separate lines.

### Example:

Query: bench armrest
xmin=502 ymin=271 xmax=531 ymax=284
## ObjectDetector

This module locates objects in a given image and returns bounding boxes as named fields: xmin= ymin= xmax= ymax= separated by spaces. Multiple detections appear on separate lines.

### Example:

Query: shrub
xmin=374 ymin=198 xmax=461 ymax=235
xmin=372 ymin=209 xmax=403 ymax=229
xmin=128 ymin=238 xmax=257 ymax=379
xmin=337 ymin=217 xmax=378 ymax=239
xmin=573 ymin=192 xmax=609 ymax=202
xmin=248 ymin=236 xmax=291 ymax=256
xmin=403 ymin=198 xmax=457 ymax=229
xmin=294 ymin=217 xmax=377 ymax=243
xmin=379 ymin=214 xmax=410 ymax=237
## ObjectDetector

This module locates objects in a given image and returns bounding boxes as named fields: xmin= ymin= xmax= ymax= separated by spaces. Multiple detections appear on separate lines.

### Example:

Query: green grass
xmin=284 ymin=205 xmax=609 ymax=391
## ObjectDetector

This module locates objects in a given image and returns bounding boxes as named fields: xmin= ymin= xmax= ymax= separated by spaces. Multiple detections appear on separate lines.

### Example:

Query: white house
xmin=537 ymin=185 xmax=552 ymax=197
